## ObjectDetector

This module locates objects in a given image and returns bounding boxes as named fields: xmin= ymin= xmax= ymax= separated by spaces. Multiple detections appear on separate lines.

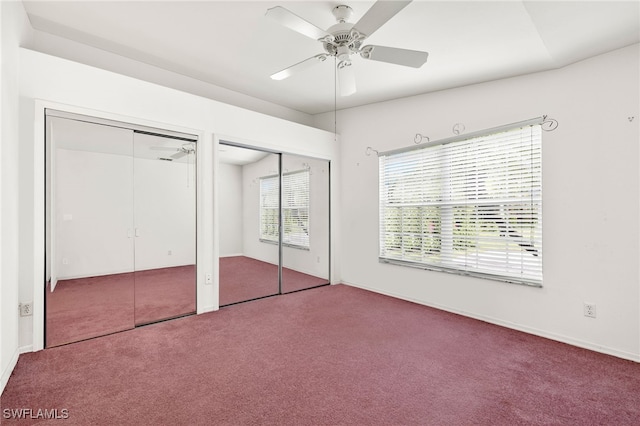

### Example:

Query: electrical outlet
xmin=20 ymin=303 xmax=33 ymax=317
xmin=205 ymin=273 xmax=213 ymax=284
xmin=584 ymin=303 xmax=597 ymax=318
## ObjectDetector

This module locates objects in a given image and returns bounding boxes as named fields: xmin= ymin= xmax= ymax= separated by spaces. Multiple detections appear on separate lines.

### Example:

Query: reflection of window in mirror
xmin=259 ymin=170 xmax=310 ymax=250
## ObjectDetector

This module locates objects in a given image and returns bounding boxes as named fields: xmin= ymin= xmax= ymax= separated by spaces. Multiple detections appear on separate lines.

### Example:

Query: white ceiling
xmin=219 ymin=142 xmax=272 ymax=165
xmin=22 ymin=1 xmax=640 ymax=115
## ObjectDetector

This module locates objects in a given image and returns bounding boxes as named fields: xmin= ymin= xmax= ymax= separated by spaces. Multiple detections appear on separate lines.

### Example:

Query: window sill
xmin=260 ymin=239 xmax=310 ymax=251
xmin=378 ymin=257 xmax=542 ymax=288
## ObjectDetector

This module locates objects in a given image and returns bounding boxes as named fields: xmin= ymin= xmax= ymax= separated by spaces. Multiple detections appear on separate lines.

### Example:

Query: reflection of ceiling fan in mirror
xmin=150 ymin=143 xmax=196 ymax=161
xmin=266 ymin=0 xmax=429 ymax=96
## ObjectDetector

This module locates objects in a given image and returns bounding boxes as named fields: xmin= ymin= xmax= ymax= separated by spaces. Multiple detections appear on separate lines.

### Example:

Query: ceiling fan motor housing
xmin=323 ymin=21 xmax=363 ymax=60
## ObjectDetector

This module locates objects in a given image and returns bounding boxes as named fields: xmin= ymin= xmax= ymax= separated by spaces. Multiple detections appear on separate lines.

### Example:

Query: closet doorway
xmin=218 ymin=143 xmax=330 ymax=306
xmin=45 ymin=111 xmax=197 ymax=347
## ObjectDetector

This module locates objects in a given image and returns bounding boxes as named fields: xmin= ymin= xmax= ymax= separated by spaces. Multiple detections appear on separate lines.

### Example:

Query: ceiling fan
xmin=150 ymin=143 xmax=196 ymax=161
xmin=266 ymin=0 xmax=429 ymax=96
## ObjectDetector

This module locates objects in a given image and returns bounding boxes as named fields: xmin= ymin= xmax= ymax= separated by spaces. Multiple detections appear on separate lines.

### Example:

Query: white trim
xmin=342 ymin=281 xmax=640 ymax=363
xmin=216 ymin=133 xmax=333 ymax=162
xmin=46 ymin=109 xmax=198 ymax=141
xmin=0 ymin=348 xmax=20 ymax=396
xmin=18 ymin=345 xmax=33 ymax=354
xmin=32 ymin=101 xmax=46 ymax=351
xmin=219 ymin=253 xmax=244 ymax=258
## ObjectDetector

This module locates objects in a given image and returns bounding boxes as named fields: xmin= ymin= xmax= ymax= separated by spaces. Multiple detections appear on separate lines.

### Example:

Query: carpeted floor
xmin=6 ymin=284 xmax=640 ymax=425
xmin=46 ymin=265 xmax=196 ymax=347
xmin=46 ymin=258 xmax=326 ymax=347
xmin=134 ymin=265 xmax=196 ymax=325
xmin=219 ymin=256 xmax=328 ymax=306
xmin=46 ymin=273 xmax=135 ymax=348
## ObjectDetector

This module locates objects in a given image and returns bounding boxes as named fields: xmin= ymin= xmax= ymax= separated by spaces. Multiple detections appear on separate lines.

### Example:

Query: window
xmin=260 ymin=170 xmax=310 ymax=249
xmin=379 ymin=123 xmax=542 ymax=286
xmin=260 ymin=174 xmax=280 ymax=244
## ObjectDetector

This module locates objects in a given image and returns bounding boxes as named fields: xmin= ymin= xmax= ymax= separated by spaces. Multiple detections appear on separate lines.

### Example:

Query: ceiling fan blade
xmin=338 ymin=61 xmax=356 ymax=96
xmin=266 ymin=6 xmax=332 ymax=41
xmin=171 ymin=151 xmax=187 ymax=160
xmin=271 ymin=54 xmax=328 ymax=81
xmin=360 ymin=45 xmax=428 ymax=68
xmin=353 ymin=0 xmax=412 ymax=37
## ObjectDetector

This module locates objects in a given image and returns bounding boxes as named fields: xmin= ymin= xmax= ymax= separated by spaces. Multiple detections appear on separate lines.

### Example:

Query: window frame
xmin=378 ymin=118 xmax=543 ymax=287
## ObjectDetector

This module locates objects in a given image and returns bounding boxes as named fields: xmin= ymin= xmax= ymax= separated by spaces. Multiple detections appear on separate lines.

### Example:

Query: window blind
xmin=379 ymin=123 xmax=542 ymax=286
xmin=260 ymin=175 xmax=280 ymax=244
xmin=282 ymin=170 xmax=310 ymax=248
xmin=260 ymin=170 xmax=310 ymax=249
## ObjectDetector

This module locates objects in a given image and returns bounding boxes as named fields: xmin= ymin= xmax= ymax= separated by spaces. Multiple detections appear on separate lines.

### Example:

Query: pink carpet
xmin=219 ymin=256 xmax=328 ymax=306
xmin=134 ymin=265 xmax=196 ymax=326
xmin=46 ymin=265 xmax=195 ymax=347
xmin=6 ymin=284 xmax=639 ymax=425
xmin=46 ymin=274 xmax=135 ymax=348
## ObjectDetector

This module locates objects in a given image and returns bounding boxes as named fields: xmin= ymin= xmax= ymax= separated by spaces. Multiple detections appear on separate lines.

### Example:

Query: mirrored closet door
xmin=281 ymin=154 xmax=330 ymax=293
xmin=133 ymin=133 xmax=196 ymax=325
xmin=45 ymin=112 xmax=196 ymax=347
xmin=218 ymin=145 xmax=280 ymax=305
xmin=218 ymin=143 xmax=330 ymax=306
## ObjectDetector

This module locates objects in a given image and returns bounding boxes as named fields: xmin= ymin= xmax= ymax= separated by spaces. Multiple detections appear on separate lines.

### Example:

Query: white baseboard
xmin=219 ymin=253 xmax=244 ymax=258
xmin=1 ymin=348 xmax=20 ymax=396
xmin=19 ymin=345 xmax=34 ymax=354
xmin=342 ymin=281 xmax=640 ymax=363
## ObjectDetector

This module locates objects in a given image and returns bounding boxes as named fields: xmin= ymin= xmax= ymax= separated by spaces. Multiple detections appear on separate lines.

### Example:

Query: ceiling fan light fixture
xmin=271 ymin=70 xmax=290 ymax=80
xmin=336 ymin=45 xmax=352 ymax=61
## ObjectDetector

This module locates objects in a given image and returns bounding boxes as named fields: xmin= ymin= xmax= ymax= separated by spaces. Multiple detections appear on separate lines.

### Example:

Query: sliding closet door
xmin=218 ymin=144 xmax=280 ymax=305
xmin=281 ymin=154 xmax=330 ymax=293
xmin=133 ymin=133 xmax=196 ymax=325
xmin=46 ymin=117 xmax=135 ymax=347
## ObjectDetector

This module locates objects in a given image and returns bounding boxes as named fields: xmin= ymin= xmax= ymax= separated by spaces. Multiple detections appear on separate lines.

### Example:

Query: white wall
xmin=17 ymin=47 xmax=338 ymax=357
xmin=133 ymin=156 xmax=196 ymax=271
xmin=0 ymin=0 xmax=31 ymax=395
xmin=55 ymin=148 xmax=197 ymax=279
xmin=56 ymin=149 xmax=134 ymax=279
xmin=315 ymin=44 xmax=640 ymax=361
xmin=218 ymin=163 xmax=244 ymax=257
